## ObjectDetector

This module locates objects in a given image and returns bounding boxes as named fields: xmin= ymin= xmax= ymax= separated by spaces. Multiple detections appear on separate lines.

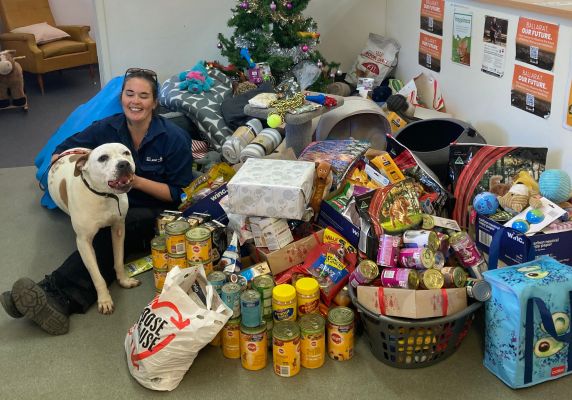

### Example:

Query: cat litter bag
xmin=483 ymin=256 xmax=572 ymax=388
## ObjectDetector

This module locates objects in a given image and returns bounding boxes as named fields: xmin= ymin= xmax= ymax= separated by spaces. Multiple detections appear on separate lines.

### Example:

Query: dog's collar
xmin=80 ymin=173 xmax=122 ymax=216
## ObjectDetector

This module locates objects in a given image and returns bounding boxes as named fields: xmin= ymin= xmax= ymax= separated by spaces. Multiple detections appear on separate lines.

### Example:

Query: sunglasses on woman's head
xmin=124 ymin=68 xmax=158 ymax=83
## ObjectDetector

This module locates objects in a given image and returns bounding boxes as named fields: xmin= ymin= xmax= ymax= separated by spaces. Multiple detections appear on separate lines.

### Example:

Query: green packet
xmin=124 ymin=255 xmax=153 ymax=278
xmin=326 ymin=182 xmax=353 ymax=212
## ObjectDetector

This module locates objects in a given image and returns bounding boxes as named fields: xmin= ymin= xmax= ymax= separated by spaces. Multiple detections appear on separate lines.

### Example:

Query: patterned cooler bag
xmin=483 ymin=256 xmax=572 ymax=388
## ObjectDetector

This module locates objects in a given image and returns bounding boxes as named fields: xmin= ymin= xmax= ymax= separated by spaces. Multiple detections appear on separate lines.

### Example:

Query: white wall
xmin=49 ymin=0 xmax=95 ymax=36
xmin=92 ymin=0 xmax=387 ymax=84
xmin=386 ymin=0 xmax=572 ymax=172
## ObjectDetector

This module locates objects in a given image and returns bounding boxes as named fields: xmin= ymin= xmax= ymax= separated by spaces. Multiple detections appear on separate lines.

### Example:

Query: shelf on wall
xmin=477 ymin=0 xmax=572 ymax=19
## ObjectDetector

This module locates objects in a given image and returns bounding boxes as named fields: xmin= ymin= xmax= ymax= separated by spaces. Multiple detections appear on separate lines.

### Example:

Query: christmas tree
xmin=217 ymin=0 xmax=340 ymax=91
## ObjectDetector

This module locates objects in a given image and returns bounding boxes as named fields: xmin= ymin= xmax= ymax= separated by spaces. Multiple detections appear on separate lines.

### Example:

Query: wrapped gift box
xmin=227 ymin=158 xmax=315 ymax=220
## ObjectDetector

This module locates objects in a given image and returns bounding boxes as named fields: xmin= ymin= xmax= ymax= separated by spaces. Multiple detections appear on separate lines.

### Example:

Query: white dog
xmin=48 ymin=143 xmax=140 ymax=314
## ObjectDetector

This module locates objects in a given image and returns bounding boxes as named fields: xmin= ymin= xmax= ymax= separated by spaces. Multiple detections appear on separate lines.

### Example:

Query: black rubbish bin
xmin=393 ymin=118 xmax=486 ymax=184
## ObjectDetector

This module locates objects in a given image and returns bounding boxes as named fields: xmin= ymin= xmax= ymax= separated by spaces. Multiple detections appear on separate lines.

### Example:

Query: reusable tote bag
xmin=483 ymin=256 xmax=572 ymax=388
xmin=125 ymin=266 xmax=232 ymax=391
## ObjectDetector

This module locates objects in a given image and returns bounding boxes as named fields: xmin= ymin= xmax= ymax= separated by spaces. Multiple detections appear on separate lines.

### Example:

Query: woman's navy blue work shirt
xmin=54 ymin=113 xmax=194 ymax=208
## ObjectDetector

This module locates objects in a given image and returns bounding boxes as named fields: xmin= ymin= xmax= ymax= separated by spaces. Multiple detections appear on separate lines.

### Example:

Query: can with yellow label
xmin=187 ymin=259 xmax=214 ymax=276
xmin=151 ymin=236 xmax=168 ymax=270
xmin=167 ymin=253 xmax=187 ymax=271
xmin=299 ymin=313 xmax=326 ymax=369
xmin=295 ymin=277 xmax=320 ymax=316
xmin=327 ymin=306 xmax=354 ymax=361
xmin=272 ymin=320 xmax=301 ymax=377
xmin=222 ymin=317 xmax=241 ymax=359
xmin=165 ymin=220 xmax=190 ymax=256
xmin=272 ymin=284 xmax=296 ymax=322
xmin=240 ymin=322 xmax=267 ymax=371
xmin=185 ymin=227 xmax=212 ymax=263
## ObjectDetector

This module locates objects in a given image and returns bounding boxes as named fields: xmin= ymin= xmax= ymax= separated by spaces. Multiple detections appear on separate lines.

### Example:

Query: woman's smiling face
xmin=121 ymin=77 xmax=156 ymax=125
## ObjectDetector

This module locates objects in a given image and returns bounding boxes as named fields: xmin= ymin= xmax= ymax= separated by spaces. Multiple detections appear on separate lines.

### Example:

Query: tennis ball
xmin=267 ymin=113 xmax=282 ymax=128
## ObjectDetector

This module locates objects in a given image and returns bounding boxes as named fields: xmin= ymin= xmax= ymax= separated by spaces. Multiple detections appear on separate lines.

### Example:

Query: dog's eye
xmin=98 ymin=155 xmax=109 ymax=163
xmin=123 ymin=151 xmax=131 ymax=157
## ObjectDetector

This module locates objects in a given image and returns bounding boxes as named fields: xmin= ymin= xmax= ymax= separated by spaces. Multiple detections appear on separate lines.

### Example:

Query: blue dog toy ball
xmin=473 ymin=192 xmax=499 ymax=216
xmin=512 ymin=219 xmax=530 ymax=233
xmin=526 ymin=208 xmax=545 ymax=224
xmin=539 ymin=169 xmax=571 ymax=204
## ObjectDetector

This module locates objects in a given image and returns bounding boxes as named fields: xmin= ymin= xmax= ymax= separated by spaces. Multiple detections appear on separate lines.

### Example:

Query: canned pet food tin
xmin=240 ymin=322 xmax=267 ymax=371
xmin=167 ymin=253 xmax=187 ymax=271
xmin=153 ymin=268 xmax=168 ymax=294
xmin=185 ymin=227 xmax=212 ymax=262
xmin=466 ymin=278 xmax=492 ymax=301
xmin=165 ymin=220 xmax=190 ymax=255
xmin=253 ymin=274 xmax=274 ymax=316
xmin=240 ymin=289 xmax=262 ymax=328
xmin=151 ymin=236 xmax=168 ymax=270
xmin=418 ymin=268 xmax=445 ymax=289
xmin=398 ymin=247 xmax=435 ymax=269
xmin=272 ymin=284 xmax=297 ymax=322
xmin=222 ymin=317 xmax=241 ymax=359
xmin=299 ymin=313 xmax=326 ymax=369
xmin=441 ymin=266 xmax=468 ymax=288
xmin=327 ymin=306 xmax=354 ymax=361
xmin=377 ymin=234 xmax=402 ymax=267
xmin=433 ymin=251 xmax=446 ymax=270
xmin=349 ymin=259 xmax=379 ymax=288
xmin=221 ymin=282 xmax=242 ymax=318
xmin=187 ymin=259 xmax=214 ymax=276
xmin=380 ymin=267 xmax=419 ymax=289
xmin=449 ymin=231 xmax=484 ymax=268
xmin=272 ymin=320 xmax=301 ymax=377
xmin=295 ymin=277 xmax=320 ymax=316
xmin=402 ymin=229 xmax=440 ymax=251
xmin=207 ymin=271 xmax=227 ymax=295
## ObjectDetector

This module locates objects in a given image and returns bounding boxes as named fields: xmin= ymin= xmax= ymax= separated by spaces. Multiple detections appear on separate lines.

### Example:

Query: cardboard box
xmin=227 ymin=158 xmax=315 ymax=220
xmin=357 ymin=286 xmax=468 ymax=319
xmin=249 ymin=217 xmax=294 ymax=251
xmin=254 ymin=230 xmax=324 ymax=275
xmin=182 ymin=184 xmax=228 ymax=225
xmin=475 ymin=215 xmax=572 ymax=266
xmin=317 ymin=185 xmax=360 ymax=248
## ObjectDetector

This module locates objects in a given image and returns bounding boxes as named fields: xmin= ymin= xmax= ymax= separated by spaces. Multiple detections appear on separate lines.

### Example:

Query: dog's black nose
xmin=116 ymin=160 xmax=130 ymax=171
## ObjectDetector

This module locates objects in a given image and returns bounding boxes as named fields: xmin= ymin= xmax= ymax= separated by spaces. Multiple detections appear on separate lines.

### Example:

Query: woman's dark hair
xmin=122 ymin=68 xmax=159 ymax=100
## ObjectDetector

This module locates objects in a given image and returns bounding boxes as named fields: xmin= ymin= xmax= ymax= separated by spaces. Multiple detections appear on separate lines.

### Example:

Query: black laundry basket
xmin=393 ymin=118 xmax=486 ymax=184
xmin=349 ymin=284 xmax=482 ymax=368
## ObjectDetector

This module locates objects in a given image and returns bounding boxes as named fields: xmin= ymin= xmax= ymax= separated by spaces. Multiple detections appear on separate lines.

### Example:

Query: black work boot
xmin=1 ymin=291 xmax=23 ymax=318
xmin=12 ymin=276 xmax=71 ymax=335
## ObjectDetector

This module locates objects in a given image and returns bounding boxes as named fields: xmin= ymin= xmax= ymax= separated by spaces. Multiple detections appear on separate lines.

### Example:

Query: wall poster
xmin=452 ymin=8 xmax=473 ymax=66
xmin=511 ymin=65 xmax=554 ymax=119
xmin=420 ymin=0 xmax=445 ymax=35
xmin=419 ymin=32 xmax=443 ymax=72
xmin=481 ymin=15 xmax=509 ymax=77
xmin=515 ymin=17 xmax=559 ymax=71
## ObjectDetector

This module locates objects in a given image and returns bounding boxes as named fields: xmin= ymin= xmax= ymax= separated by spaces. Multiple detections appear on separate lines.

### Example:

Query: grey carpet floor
xmin=0 ymin=67 xmax=101 ymax=168
xmin=1 ymin=166 xmax=571 ymax=399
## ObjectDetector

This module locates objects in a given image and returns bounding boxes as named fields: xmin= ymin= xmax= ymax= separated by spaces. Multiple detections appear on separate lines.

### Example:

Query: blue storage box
xmin=483 ymin=256 xmax=572 ymax=388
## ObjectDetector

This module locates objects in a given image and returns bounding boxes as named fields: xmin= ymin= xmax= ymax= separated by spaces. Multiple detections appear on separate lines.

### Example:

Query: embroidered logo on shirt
xmin=146 ymin=156 xmax=163 ymax=162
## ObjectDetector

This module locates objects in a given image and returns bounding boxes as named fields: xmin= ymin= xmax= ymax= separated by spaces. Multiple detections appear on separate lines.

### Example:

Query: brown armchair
xmin=0 ymin=0 xmax=98 ymax=94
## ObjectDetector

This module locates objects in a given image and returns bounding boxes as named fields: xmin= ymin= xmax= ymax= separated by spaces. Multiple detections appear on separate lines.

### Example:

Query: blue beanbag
xmin=34 ymin=76 xmax=124 ymax=209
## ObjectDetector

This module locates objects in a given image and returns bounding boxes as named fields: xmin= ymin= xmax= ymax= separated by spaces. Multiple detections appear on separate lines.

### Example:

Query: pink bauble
xmin=301 ymin=44 xmax=309 ymax=52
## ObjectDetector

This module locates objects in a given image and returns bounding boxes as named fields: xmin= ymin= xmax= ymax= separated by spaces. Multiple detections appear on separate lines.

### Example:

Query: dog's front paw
xmin=119 ymin=277 xmax=141 ymax=288
xmin=98 ymin=297 xmax=114 ymax=315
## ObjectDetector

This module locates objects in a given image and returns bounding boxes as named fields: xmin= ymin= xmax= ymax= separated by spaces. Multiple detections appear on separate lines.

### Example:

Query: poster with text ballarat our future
xmin=419 ymin=32 xmax=442 ymax=72
xmin=515 ymin=17 xmax=559 ymax=71
xmin=420 ymin=0 xmax=445 ymax=36
xmin=511 ymin=65 xmax=554 ymax=119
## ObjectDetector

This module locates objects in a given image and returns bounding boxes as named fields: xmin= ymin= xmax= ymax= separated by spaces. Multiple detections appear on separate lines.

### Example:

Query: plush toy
xmin=513 ymin=170 xmax=540 ymax=195
xmin=0 ymin=50 xmax=26 ymax=108
xmin=539 ymin=169 xmax=572 ymax=204
xmin=488 ymin=175 xmax=511 ymax=197
xmin=310 ymin=161 xmax=333 ymax=220
xmin=498 ymin=183 xmax=542 ymax=213
xmin=178 ymin=61 xmax=214 ymax=94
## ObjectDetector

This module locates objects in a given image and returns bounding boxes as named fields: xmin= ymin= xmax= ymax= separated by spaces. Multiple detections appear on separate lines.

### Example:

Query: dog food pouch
xmin=345 ymin=33 xmax=401 ymax=87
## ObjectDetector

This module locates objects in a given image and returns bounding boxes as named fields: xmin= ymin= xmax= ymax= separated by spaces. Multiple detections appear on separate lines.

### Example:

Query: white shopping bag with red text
xmin=125 ymin=266 xmax=232 ymax=391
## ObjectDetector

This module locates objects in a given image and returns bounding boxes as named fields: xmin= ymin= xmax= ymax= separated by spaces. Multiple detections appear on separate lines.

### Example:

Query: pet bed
xmin=159 ymin=68 xmax=233 ymax=151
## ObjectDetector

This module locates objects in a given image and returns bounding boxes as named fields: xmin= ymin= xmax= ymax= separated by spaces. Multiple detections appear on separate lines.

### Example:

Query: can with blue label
xmin=221 ymin=282 xmax=241 ymax=318
xmin=240 ymin=289 xmax=262 ymax=328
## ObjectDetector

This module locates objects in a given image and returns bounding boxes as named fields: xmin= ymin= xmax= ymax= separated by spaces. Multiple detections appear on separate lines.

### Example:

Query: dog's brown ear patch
xmin=59 ymin=180 xmax=69 ymax=208
xmin=73 ymin=154 xmax=89 ymax=177
xmin=68 ymin=154 xmax=83 ymax=163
